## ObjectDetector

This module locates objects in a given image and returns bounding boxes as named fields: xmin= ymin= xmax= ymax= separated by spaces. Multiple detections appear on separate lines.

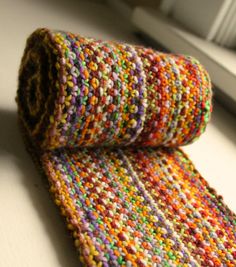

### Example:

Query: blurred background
xmin=0 ymin=0 xmax=235 ymax=266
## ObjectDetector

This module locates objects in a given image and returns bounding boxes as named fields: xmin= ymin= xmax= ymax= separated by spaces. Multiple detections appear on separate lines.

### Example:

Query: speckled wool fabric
xmin=17 ymin=28 xmax=236 ymax=267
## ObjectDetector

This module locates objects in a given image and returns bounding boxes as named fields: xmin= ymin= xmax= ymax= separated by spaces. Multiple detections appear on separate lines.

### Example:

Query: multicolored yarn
xmin=17 ymin=28 xmax=211 ymax=149
xmin=17 ymin=28 xmax=236 ymax=267
xmin=43 ymin=147 xmax=236 ymax=267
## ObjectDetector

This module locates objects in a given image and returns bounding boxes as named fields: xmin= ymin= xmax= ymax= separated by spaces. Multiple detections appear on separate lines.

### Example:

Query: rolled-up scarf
xmin=17 ymin=28 xmax=236 ymax=267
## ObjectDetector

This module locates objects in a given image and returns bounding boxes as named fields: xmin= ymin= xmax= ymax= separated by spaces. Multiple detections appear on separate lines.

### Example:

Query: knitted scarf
xmin=17 ymin=28 xmax=236 ymax=267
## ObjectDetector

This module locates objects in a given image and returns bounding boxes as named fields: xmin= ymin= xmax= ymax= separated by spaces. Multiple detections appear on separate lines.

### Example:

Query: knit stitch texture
xmin=17 ymin=28 xmax=236 ymax=267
